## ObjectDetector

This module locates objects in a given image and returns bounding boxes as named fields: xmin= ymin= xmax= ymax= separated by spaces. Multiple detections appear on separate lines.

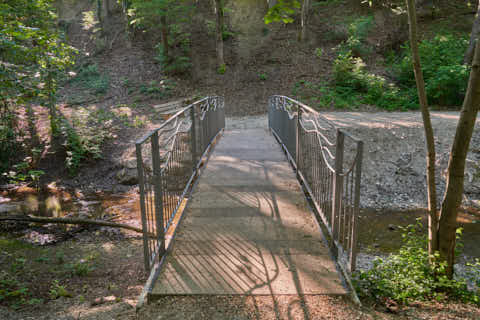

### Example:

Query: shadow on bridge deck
xmin=150 ymin=128 xmax=347 ymax=299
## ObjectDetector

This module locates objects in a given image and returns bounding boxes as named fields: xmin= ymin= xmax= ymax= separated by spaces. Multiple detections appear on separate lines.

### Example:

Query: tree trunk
xmin=97 ymin=0 xmax=103 ymax=25
xmin=46 ymin=64 xmax=59 ymax=138
xmin=103 ymin=0 xmax=111 ymax=27
xmin=160 ymin=15 xmax=169 ymax=59
xmin=405 ymin=0 xmax=439 ymax=255
xmin=215 ymin=0 xmax=225 ymax=69
xmin=439 ymin=40 xmax=480 ymax=278
xmin=465 ymin=1 xmax=480 ymax=65
xmin=299 ymin=0 xmax=310 ymax=42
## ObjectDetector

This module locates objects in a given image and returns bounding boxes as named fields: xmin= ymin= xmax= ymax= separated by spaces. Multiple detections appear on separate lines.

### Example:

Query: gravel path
xmin=227 ymin=112 xmax=480 ymax=210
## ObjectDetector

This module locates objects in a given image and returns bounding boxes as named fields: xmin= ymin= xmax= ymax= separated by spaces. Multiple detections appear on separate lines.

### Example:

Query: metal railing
xmin=136 ymin=96 xmax=225 ymax=272
xmin=268 ymin=95 xmax=363 ymax=273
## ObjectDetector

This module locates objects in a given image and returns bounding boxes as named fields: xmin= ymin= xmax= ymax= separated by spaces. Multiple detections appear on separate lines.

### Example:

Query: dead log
xmin=0 ymin=215 xmax=143 ymax=234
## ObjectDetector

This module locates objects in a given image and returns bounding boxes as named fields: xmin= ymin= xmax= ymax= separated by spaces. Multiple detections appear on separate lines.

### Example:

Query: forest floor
xmin=1 ymin=0 xmax=480 ymax=318
xmin=1 ymin=114 xmax=480 ymax=319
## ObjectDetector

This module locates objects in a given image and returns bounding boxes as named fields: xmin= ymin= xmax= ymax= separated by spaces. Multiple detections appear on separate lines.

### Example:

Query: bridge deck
xmin=151 ymin=129 xmax=347 ymax=297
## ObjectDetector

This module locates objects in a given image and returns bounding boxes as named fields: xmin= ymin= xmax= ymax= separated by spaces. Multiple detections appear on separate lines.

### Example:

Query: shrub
xmin=393 ymin=34 xmax=469 ymax=106
xmin=338 ymin=15 xmax=373 ymax=57
xmin=72 ymin=63 xmax=109 ymax=95
xmin=332 ymin=50 xmax=415 ymax=110
xmin=354 ymin=219 xmax=480 ymax=305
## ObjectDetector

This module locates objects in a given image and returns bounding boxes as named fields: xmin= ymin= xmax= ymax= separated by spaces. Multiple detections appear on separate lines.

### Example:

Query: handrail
xmin=268 ymin=95 xmax=363 ymax=274
xmin=136 ymin=96 xmax=225 ymax=272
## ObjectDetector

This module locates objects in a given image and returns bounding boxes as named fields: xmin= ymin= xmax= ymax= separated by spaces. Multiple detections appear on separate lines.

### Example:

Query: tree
xmin=465 ymin=0 xmax=480 ymax=65
xmin=130 ymin=0 xmax=192 ymax=70
xmin=299 ymin=0 xmax=310 ymax=42
xmin=0 ymin=0 xmax=74 ymax=171
xmin=406 ymin=0 xmax=480 ymax=278
xmin=214 ymin=0 xmax=225 ymax=71
xmin=404 ymin=0 xmax=438 ymax=259
xmin=130 ymin=0 xmax=172 ymax=58
xmin=264 ymin=0 xmax=309 ymax=42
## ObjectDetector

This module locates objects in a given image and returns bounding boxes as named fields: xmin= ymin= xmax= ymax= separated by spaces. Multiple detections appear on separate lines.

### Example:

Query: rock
xmin=388 ymin=224 xmax=396 ymax=231
xmin=116 ymin=168 xmax=138 ymax=185
xmin=90 ymin=295 xmax=117 ymax=306
xmin=123 ymin=158 xmax=137 ymax=170
xmin=116 ymin=158 xmax=139 ymax=185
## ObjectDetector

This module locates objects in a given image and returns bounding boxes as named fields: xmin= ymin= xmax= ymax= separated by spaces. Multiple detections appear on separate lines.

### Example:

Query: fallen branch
xmin=0 ymin=215 xmax=143 ymax=234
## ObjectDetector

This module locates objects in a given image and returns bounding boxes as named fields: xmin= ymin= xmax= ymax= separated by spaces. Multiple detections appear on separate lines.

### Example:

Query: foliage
xmin=292 ymin=50 xmax=415 ymax=110
xmin=2 ymin=162 xmax=44 ymax=187
xmin=340 ymin=15 xmax=374 ymax=57
xmin=156 ymin=42 xmax=192 ymax=75
xmin=130 ymin=0 xmax=193 ymax=74
xmin=0 ymin=271 xmax=29 ymax=308
xmin=49 ymin=280 xmax=71 ymax=299
xmin=264 ymin=0 xmax=301 ymax=24
xmin=206 ymin=19 xmax=235 ymax=41
xmin=354 ymin=219 xmax=480 ymax=305
xmin=139 ymin=79 xmax=175 ymax=98
xmin=61 ymin=107 xmax=115 ymax=175
xmin=0 ymin=0 xmax=75 ymax=177
xmin=392 ymin=34 xmax=469 ymax=106
xmin=217 ymin=63 xmax=226 ymax=75
xmin=333 ymin=50 xmax=416 ymax=109
xmin=71 ymin=63 xmax=110 ymax=95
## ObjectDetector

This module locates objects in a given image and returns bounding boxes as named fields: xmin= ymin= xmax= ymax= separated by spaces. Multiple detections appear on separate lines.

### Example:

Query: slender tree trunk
xmin=46 ymin=64 xmax=59 ymax=138
xmin=215 ymin=0 xmax=225 ymax=68
xmin=103 ymin=0 xmax=111 ymax=26
xmin=465 ymin=1 xmax=480 ymax=65
xmin=405 ymin=0 xmax=439 ymax=255
xmin=97 ymin=0 xmax=103 ymax=25
xmin=160 ymin=15 xmax=169 ymax=59
xmin=300 ymin=0 xmax=310 ymax=42
xmin=439 ymin=40 xmax=480 ymax=278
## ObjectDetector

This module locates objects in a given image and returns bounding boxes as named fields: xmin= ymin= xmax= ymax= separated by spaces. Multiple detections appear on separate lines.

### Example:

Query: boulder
xmin=116 ymin=158 xmax=138 ymax=185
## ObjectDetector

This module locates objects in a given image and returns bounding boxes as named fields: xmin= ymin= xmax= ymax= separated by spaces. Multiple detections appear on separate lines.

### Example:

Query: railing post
xmin=136 ymin=143 xmax=151 ymax=272
xmin=190 ymin=106 xmax=197 ymax=170
xmin=332 ymin=129 xmax=344 ymax=246
xmin=151 ymin=131 xmax=166 ymax=258
xmin=295 ymin=106 xmax=302 ymax=175
xmin=349 ymin=140 xmax=363 ymax=272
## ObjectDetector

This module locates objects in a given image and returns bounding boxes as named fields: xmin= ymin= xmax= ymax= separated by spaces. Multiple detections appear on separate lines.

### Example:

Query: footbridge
xmin=135 ymin=96 xmax=363 ymax=301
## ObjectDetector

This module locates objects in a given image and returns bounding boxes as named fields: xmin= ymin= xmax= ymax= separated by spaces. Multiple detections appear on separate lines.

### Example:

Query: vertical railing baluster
xmin=332 ymin=129 xmax=344 ymax=247
xmin=296 ymin=106 xmax=302 ymax=177
xmin=151 ymin=131 xmax=166 ymax=258
xmin=190 ymin=106 xmax=197 ymax=171
xmin=136 ymin=143 xmax=150 ymax=272
xmin=350 ymin=140 xmax=363 ymax=272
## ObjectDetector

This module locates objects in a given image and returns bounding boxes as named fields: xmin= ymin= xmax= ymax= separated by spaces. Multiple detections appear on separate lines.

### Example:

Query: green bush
xmin=354 ymin=219 xmax=480 ymax=305
xmin=393 ymin=34 xmax=469 ymax=106
xmin=72 ymin=63 xmax=109 ymax=95
xmin=343 ymin=15 xmax=373 ymax=57
xmin=332 ymin=50 xmax=415 ymax=110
